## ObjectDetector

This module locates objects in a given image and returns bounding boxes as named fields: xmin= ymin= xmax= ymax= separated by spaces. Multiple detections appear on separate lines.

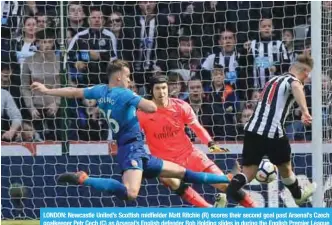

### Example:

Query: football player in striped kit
xmin=226 ymin=54 xmax=316 ymax=206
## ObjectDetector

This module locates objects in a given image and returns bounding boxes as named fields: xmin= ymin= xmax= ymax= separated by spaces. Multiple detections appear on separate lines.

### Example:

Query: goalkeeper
xmin=137 ymin=76 xmax=255 ymax=208
xmin=31 ymin=60 xmax=231 ymax=201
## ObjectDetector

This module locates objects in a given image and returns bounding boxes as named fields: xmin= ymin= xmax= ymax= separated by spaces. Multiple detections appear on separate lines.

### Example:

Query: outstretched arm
xmin=188 ymin=120 xmax=213 ymax=145
xmin=189 ymin=121 xmax=230 ymax=153
xmin=31 ymin=82 xmax=84 ymax=99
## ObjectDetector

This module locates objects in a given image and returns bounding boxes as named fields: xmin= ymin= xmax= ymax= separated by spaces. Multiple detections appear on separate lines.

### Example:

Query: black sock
xmin=285 ymin=179 xmax=302 ymax=199
xmin=226 ymin=173 xmax=247 ymax=202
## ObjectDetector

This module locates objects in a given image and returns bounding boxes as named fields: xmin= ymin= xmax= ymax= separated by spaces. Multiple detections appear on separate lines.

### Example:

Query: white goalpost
xmin=311 ymin=0 xmax=324 ymax=208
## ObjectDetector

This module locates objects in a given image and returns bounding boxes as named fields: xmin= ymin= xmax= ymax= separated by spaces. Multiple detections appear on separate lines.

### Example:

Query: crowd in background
xmin=1 ymin=1 xmax=332 ymax=143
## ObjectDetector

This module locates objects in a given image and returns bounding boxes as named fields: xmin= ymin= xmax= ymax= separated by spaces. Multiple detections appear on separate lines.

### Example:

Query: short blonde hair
xmin=296 ymin=54 xmax=314 ymax=69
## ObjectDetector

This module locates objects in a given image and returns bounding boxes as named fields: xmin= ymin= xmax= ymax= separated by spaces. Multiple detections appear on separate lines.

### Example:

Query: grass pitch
xmin=1 ymin=220 xmax=40 ymax=225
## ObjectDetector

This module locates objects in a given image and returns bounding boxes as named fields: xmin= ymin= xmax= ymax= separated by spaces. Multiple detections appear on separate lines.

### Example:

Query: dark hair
xmin=179 ymin=36 xmax=192 ymax=43
xmin=213 ymin=64 xmax=224 ymax=70
xmin=149 ymin=75 xmax=168 ymax=86
xmin=36 ymin=28 xmax=56 ymax=40
xmin=149 ymin=75 xmax=168 ymax=97
xmin=259 ymin=17 xmax=273 ymax=25
xmin=106 ymin=60 xmax=130 ymax=78
xmin=167 ymin=72 xmax=181 ymax=83
xmin=189 ymin=76 xmax=202 ymax=83
xmin=35 ymin=11 xmax=46 ymax=17
xmin=1 ymin=62 xmax=11 ymax=71
xmin=89 ymin=6 xmax=103 ymax=15
xmin=283 ymin=29 xmax=294 ymax=38
xmin=69 ymin=1 xmax=81 ymax=7
xmin=219 ymin=26 xmax=236 ymax=38
xmin=23 ymin=15 xmax=36 ymax=26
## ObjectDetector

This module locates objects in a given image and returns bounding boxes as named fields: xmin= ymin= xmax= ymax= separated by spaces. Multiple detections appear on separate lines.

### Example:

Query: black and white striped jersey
xmin=201 ymin=50 xmax=240 ymax=85
xmin=250 ymin=39 xmax=290 ymax=88
xmin=244 ymin=73 xmax=301 ymax=139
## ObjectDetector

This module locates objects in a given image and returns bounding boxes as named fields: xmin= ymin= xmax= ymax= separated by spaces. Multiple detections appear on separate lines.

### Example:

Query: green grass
xmin=1 ymin=220 xmax=40 ymax=225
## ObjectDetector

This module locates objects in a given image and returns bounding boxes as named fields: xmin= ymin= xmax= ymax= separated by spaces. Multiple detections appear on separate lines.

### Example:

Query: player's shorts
xmin=172 ymin=150 xmax=216 ymax=173
xmin=242 ymin=131 xmax=291 ymax=166
xmin=118 ymin=141 xmax=163 ymax=179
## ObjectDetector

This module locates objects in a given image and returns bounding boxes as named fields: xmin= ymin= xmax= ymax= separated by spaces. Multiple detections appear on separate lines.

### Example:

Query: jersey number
xmin=100 ymin=109 xmax=120 ymax=134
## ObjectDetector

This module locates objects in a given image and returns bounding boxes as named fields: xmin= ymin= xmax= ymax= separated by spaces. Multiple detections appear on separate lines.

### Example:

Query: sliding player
xmin=31 ymin=60 xmax=231 ymax=201
xmin=137 ymin=76 xmax=256 ymax=208
xmin=226 ymin=54 xmax=316 ymax=206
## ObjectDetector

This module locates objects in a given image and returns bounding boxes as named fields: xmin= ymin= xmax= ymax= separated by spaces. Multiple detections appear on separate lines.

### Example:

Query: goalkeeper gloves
xmin=208 ymin=141 xmax=230 ymax=153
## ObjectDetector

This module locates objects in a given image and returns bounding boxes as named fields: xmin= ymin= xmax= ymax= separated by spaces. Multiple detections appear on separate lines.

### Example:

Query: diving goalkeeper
xmin=137 ymin=75 xmax=255 ymax=208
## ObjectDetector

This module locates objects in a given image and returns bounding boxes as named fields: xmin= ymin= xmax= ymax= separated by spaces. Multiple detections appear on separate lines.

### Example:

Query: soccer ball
xmin=255 ymin=159 xmax=278 ymax=183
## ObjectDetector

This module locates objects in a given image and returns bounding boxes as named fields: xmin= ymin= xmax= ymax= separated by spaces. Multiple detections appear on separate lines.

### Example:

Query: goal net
xmin=1 ymin=1 xmax=331 ymax=220
xmin=322 ymin=1 xmax=332 ymax=208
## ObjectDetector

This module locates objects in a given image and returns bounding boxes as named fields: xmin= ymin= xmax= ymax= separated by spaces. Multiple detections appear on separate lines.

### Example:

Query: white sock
xmin=281 ymin=172 xmax=297 ymax=185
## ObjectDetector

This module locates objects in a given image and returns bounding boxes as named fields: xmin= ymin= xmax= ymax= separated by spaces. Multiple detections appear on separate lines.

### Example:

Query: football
xmin=255 ymin=159 xmax=278 ymax=183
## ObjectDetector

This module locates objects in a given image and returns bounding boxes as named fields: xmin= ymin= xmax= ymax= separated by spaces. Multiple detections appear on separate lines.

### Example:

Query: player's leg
xmin=143 ymin=153 xmax=229 ymax=184
xmin=268 ymin=137 xmax=316 ymax=206
xmin=74 ymin=160 xmax=144 ymax=201
xmin=57 ymin=171 xmax=129 ymax=199
xmin=57 ymin=149 xmax=145 ymax=200
xmin=183 ymin=150 xmax=255 ymax=207
xmin=122 ymin=169 xmax=143 ymax=200
xmin=160 ymin=177 xmax=213 ymax=208
xmin=204 ymin=163 xmax=256 ymax=208
xmin=158 ymin=160 xmax=229 ymax=184
xmin=226 ymin=132 xmax=265 ymax=205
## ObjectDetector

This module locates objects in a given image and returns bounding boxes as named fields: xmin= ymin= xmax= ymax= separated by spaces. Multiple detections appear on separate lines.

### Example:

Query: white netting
xmin=322 ymin=1 xmax=332 ymax=208
xmin=1 ymin=1 xmax=332 ymax=220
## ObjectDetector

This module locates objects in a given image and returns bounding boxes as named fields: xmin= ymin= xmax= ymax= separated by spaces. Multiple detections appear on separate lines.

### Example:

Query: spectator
xmin=186 ymin=78 xmax=233 ymax=141
xmin=21 ymin=28 xmax=61 ymax=140
xmin=69 ymin=99 xmax=108 ymax=141
xmin=201 ymin=28 xmax=240 ymax=86
xmin=322 ymin=74 xmax=332 ymax=140
xmin=245 ymin=90 xmax=261 ymax=110
xmin=215 ymin=2 xmax=259 ymax=43
xmin=168 ymin=36 xmax=201 ymax=79
xmin=200 ymin=1 xmax=224 ymax=56
xmin=1 ymin=1 xmax=23 ymax=39
xmin=244 ymin=18 xmax=290 ymax=90
xmin=205 ymin=65 xmax=239 ymax=128
xmin=107 ymin=11 xmax=134 ymax=63
xmin=167 ymin=71 xmax=188 ymax=100
xmin=234 ymin=107 xmax=254 ymax=141
xmin=67 ymin=2 xmax=87 ymax=35
xmin=15 ymin=121 xmax=43 ymax=142
xmin=303 ymin=38 xmax=311 ymax=56
xmin=328 ymin=35 xmax=332 ymax=55
xmin=283 ymin=29 xmax=298 ymax=63
xmin=128 ymin=80 xmax=138 ymax=94
xmin=171 ymin=2 xmax=205 ymax=44
xmin=67 ymin=6 xmax=117 ymax=86
xmin=35 ymin=12 xmax=49 ymax=32
xmin=133 ymin=1 xmax=171 ymax=89
xmin=24 ymin=1 xmax=59 ymax=19
xmin=15 ymin=16 xmax=38 ymax=65
xmin=66 ymin=28 xmax=75 ymax=47
xmin=1 ymin=61 xmax=27 ymax=118
xmin=1 ymin=89 xmax=22 ymax=141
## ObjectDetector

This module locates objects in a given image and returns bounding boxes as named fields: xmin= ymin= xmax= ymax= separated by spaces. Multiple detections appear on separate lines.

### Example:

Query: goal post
xmin=310 ymin=0 xmax=323 ymax=208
